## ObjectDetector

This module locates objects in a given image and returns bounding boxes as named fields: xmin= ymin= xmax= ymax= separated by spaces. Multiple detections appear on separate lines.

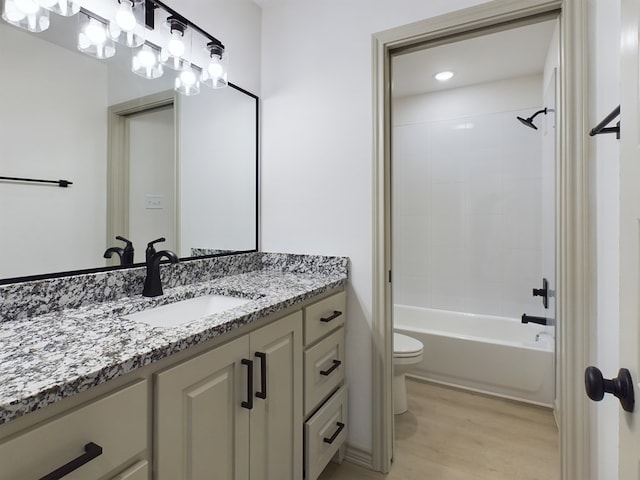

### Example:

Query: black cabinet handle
xmin=255 ymin=352 xmax=267 ymax=400
xmin=320 ymin=359 xmax=342 ymax=376
xmin=241 ymin=359 xmax=253 ymax=410
xmin=323 ymin=422 xmax=345 ymax=444
xmin=39 ymin=442 xmax=103 ymax=480
xmin=321 ymin=311 xmax=342 ymax=323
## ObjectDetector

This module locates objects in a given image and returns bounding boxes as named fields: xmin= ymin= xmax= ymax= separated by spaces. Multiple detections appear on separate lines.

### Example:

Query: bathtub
xmin=394 ymin=305 xmax=555 ymax=407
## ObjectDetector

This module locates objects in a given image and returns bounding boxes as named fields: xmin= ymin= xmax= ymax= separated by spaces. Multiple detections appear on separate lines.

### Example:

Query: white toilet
xmin=393 ymin=332 xmax=424 ymax=415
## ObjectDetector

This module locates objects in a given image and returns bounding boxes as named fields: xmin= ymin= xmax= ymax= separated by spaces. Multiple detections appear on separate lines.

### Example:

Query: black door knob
xmin=584 ymin=366 xmax=635 ymax=412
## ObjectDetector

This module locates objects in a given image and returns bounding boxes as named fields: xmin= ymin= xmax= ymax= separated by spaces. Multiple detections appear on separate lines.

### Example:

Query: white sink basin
xmin=125 ymin=294 xmax=251 ymax=328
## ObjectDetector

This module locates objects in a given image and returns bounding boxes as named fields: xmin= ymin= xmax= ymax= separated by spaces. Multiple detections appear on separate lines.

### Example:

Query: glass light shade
xmin=132 ymin=43 xmax=163 ymax=79
xmin=2 ymin=0 xmax=49 ymax=32
xmin=37 ymin=0 xmax=80 ymax=17
xmin=108 ymin=0 xmax=144 ymax=48
xmin=175 ymin=66 xmax=200 ymax=96
xmin=201 ymin=51 xmax=228 ymax=89
xmin=78 ymin=11 xmax=115 ymax=59
xmin=159 ymin=17 xmax=191 ymax=71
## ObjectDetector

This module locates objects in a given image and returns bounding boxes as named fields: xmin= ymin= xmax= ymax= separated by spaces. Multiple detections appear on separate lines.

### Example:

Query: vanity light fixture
xmin=159 ymin=15 xmax=190 ymax=71
xmin=1 ymin=0 xmax=229 ymax=95
xmin=108 ymin=0 xmax=144 ymax=48
xmin=201 ymin=39 xmax=228 ymax=89
xmin=132 ymin=42 xmax=163 ymax=79
xmin=37 ymin=0 xmax=81 ymax=17
xmin=434 ymin=70 xmax=454 ymax=81
xmin=78 ymin=10 xmax=115 ymax=59
xmin=175 ymin=64 xmax=200 ymax=96
xmin=2 ymin=0 xmax=50 ymax=32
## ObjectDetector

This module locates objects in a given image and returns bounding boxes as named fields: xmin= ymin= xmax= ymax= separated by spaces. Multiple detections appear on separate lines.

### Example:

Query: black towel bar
xmin=0 ymin=176 xmax=73 ymax=187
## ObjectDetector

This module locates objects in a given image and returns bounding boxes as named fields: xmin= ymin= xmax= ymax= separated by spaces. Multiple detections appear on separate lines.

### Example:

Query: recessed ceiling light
xmin=435 ymin=71 xmax=454 ymax=81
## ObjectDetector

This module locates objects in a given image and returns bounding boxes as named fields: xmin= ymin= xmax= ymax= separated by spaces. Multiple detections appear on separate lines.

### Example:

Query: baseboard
xmin=343 ymin=443 xmax=374 ymax=469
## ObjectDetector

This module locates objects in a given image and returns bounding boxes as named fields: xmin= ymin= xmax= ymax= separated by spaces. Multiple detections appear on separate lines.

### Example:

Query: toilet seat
xmin=394 ymin=332 xmax=423 ymax=358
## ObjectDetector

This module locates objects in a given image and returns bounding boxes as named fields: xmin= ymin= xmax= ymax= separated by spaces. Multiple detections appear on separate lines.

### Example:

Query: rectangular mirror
xmin=0 ymin=10 xmax=258 ymax=282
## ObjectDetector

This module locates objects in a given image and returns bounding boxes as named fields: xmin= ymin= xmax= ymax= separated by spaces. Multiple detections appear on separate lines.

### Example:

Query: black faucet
xmin=103 ymin=236 xmax=135 ymax=265
xmin=142 ymin=238 xmax=179 ymax=297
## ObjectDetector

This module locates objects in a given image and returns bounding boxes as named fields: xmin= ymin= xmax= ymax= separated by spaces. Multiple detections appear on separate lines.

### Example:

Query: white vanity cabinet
xmin=155 ymin=310 xmax=303 ymax=480
xmin=0 ymin=287 xmax=346 ymax=480
xmin=302 ymin=291 xmax=348 ymax=480
xmin=0 ymin=380 xmax=148 ymax=480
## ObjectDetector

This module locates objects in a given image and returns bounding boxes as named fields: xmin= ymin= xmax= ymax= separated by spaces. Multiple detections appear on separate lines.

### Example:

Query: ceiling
xmin=392 ymin=19 xmax=557 ymax=98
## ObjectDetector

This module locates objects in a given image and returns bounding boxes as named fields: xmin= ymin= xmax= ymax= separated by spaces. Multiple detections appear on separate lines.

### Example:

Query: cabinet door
xmin=249 ymin=311 xmax=303 ymax=480
xmin=155 ymin=335 xmax=251 ymax=480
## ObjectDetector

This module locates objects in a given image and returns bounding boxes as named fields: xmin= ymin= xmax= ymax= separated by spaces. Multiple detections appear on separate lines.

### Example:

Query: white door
xmin=128 ymin=105 xmax=176 ymax=254
xmin=618 ymin=0 xmax=640 ymax=476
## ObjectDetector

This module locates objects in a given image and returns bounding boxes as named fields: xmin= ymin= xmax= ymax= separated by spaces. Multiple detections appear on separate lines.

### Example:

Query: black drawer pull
xmin=255 ymin=351 xmax=267 ymax=400
xmin=39 ymin=442 xmax=103 ymax=480
xmin=323 ymin=422 xmax=345 ymax=444
xmin=320 ymin=311 xmax=342 ymax=323
xmin=241 ymin=359 xmax=254 ymax=410
xmin=320 ymin=359 xmax=342 ymax=376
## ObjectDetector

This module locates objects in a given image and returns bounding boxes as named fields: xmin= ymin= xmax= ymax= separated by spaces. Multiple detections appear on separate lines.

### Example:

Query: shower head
xmin=516 ymin=108 xmax=548 ymax=130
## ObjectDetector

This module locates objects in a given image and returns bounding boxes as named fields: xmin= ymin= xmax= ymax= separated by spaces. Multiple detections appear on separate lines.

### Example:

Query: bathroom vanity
xmin=0 ymin=253 xmax=348 ymax=480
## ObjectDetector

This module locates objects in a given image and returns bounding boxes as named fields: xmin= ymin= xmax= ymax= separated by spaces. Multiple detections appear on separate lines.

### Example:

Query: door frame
xmin=371 ymin=1 xmax=592 ymax=479
xmin=107 ymin=91 xmax=181 ymax=258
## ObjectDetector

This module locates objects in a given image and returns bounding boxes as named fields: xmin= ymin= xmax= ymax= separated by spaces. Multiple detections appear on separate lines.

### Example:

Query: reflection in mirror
xmin=0 ymin=12 xmax=258 ymax=282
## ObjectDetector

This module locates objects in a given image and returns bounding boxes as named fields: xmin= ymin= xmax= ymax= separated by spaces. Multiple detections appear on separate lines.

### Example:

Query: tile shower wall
xmin=393 ymin=78 xmax=548 ymax=319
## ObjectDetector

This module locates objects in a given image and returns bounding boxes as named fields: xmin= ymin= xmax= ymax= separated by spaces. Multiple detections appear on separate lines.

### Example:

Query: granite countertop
xmin=0 ymin=253 xmax=348 ymax=425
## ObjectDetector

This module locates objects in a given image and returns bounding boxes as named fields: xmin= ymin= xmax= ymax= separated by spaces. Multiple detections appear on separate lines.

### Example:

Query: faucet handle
xmin=147 ymin=237 xmax=166 ymax=248
xmin=115 ymin=235 xmax=133 ymax=248
xmin=115 ymin=236 xmax=134 ymax=265
xmin=146 ymin=237 xmax=166 ymax=262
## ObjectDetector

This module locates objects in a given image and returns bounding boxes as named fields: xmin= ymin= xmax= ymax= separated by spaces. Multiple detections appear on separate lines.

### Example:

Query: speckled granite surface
xmin=0 ymin=252 xmax=348 ymax=425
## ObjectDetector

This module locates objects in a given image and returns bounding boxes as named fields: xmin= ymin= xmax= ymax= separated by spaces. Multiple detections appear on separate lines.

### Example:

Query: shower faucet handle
xmin=532 ymin=278 xmax=549 ymax=309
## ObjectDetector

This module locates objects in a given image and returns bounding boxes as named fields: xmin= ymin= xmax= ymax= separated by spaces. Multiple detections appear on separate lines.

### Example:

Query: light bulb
xmin=14 ymin=0 xmax=39 ymax=14
xmin=167 ymin=32 xmax=185 ymax=57
xmin=137 ymin=48 xmax=155 ymax=68
xmin=179 ymin=69 xmax=196 ymax=86
xmin=115 ymin=1 xmax=136 ymax=31
xmin=85 ymin=19 xmax=107 ymax=45
xmin=207 ymin=58 xmax=223 ymax=78
xmin=132 ymin=44 xmax=162 ymax=79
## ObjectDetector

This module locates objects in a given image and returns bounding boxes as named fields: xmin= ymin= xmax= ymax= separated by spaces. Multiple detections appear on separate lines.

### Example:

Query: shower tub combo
xmin=394 ymin=305 xmax=554 ymax=407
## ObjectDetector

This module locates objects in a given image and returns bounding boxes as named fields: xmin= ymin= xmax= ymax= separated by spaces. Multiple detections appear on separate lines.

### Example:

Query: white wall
xmin=589 ymin=1 xmax=621 ymax=478
xmin=392 ymin=75 xmax=547 ymax=320
xmin=260 ymin=0 xmax=490 ymax=453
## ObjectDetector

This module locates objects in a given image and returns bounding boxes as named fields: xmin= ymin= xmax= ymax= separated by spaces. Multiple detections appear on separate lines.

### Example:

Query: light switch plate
xmin=145 ymin=195 xmax=163 ymax=210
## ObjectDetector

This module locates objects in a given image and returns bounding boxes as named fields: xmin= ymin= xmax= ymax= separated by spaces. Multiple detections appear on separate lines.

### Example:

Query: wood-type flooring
xmin=318 ymin=379 xmax=560 ymax=480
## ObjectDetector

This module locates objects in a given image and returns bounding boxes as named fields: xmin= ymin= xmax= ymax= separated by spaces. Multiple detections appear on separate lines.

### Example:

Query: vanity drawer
xmin=304 ymin=385 xmax=348 ymax=480
xmin=0 ymin=380 xmax=147 ymax=480
xmin=304 ymin=291 xmax=346 ymax=346
xmin=304 ymin=328 xmax=345 ymax=416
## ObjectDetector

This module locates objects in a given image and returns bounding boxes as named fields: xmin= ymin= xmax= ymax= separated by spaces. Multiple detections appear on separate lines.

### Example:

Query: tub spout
xmin=522 ymin=314 xmax=555 ymax=326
